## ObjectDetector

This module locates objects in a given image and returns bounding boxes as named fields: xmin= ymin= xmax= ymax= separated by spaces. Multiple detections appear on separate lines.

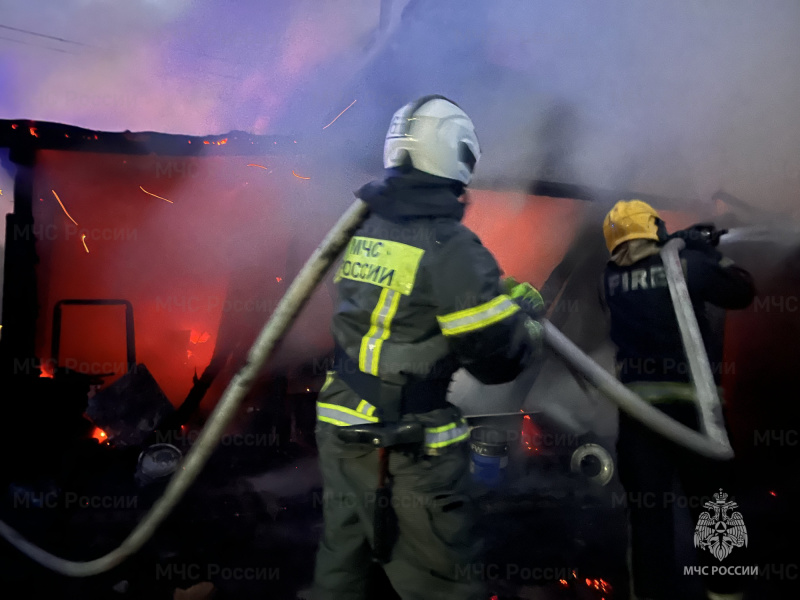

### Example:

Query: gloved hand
xmin=503 ymin=277 xmax=545 ymax=319
xmin=666 ymin=223 xmax=726 ymax=254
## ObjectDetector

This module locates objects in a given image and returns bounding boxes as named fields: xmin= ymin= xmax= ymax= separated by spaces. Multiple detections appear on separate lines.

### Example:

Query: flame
xmin=323 ymin=99 xmax=357 ymax=130
xmin=30 ymin=127 xmax=39 ymax=137
xmin=51 ymin=190 xmax=79 ymax=226
xmin=292 ymin=170 xmax=311 ymax=180
xmin=11 ymin=124 xmax=18 ymax=129
xmin=91 ymin=427 xmax=108 ymax=443
xmin=139 ymin=186 xmax=174 ymax=204
xmin=189 ymin=329 xmax=211 ymax=344
xmin=0 ymin=190 xmax=3 ymax=195
xmin=203 ymin=140 xmax=210 ymax=144
xmin=39 ymin=363 xmax=54 ymax=378
xmin=247 ymin=164 xmax=269 ymax=170
xmin=81 ymin=234 xmax=89 ymax=253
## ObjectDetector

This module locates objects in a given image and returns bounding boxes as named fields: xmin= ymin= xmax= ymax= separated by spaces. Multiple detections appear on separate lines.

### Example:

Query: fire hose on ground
xmin=0 ymin=201 xmax=732 ymax=576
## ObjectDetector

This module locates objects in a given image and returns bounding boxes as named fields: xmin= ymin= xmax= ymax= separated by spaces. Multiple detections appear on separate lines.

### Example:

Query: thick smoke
xmin=2 ymin=1 xmax=799 ymax=422
xmin=2 ymin=1 xmax=799 ymax=212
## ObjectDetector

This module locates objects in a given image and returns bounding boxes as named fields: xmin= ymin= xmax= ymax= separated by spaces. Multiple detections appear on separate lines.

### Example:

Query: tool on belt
xmin=336 ymin=421 xmax=424 ymax=563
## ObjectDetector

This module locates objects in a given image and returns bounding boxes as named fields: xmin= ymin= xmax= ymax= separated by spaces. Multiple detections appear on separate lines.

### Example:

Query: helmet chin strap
xmin=655 ymin=217 xmax=669 ymax=243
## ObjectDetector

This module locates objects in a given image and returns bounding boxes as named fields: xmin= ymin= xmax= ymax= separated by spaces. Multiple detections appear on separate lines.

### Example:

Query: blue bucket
xmin=469 ymin=427 xmax=509 ymax=487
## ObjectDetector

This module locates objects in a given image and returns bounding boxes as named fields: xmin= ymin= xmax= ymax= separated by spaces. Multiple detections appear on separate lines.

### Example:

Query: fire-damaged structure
xmin=1 ymin=118 xmax=799 ymax=599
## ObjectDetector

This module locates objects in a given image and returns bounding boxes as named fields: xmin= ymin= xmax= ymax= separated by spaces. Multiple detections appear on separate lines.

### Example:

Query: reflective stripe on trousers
xmin=316 ymin=403 xmax=470 ymax=452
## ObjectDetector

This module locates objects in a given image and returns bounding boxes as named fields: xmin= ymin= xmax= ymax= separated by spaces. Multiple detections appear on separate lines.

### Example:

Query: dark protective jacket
xmin=325 ymin=170 xmax=538 ymax=422
xmin=603 ymin=239 xmax=755 ymax=387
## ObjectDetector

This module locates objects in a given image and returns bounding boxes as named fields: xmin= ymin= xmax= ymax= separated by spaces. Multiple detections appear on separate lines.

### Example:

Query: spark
xmin=139 ymin=186 xmax=173 ymax=203
xmin=323 ymin=99 xmax=357 ymax=130
xmin=247 ymin=164 xmax=269 ymax=170
xmin=81 ymin=234 xmax=89 ymax=253
xmin=292 ymin=170 xmax=311 ymax=180
xmin=29 ymin=127 xmax=38 ymax=137
xmin=51 ymin=190 xmax=79 ymax=226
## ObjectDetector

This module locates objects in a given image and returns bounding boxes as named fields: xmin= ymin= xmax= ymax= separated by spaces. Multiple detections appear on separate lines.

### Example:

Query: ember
xmin=91 ymin=427 xmax=108 ymax=443
xmin=322 ymin=99 xmax=357 ymax=130
xmin=81 ymin=234 xmax=89 ymax=253
xmin=139 ymin=186 xmax=174 ymax=204
xmin=52 ymin=189 xmax=79 ymax=226
xmin=292 ymin=170 xmax=310 ymax=180
xmin=30 ymin=126 xmax=39 ymax=137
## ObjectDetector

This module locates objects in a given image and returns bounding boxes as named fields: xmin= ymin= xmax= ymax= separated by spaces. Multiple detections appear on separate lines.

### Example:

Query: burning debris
xmin=86 ymin=364 xmax=175 ymax=447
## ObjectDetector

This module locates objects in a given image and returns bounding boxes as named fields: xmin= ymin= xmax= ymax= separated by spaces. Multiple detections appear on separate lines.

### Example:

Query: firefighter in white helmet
xmin=311 ymin=95 xmax=544 ymax=599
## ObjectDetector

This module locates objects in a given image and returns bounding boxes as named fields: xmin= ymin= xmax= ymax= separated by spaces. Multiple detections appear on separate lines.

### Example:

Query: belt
xmin=333 ymin=344 xmax=450 ymax=421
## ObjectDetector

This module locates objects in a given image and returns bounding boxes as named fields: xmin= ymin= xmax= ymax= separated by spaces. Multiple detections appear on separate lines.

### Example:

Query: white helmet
xmin=383 ymin=95 xmax=481 ymax=185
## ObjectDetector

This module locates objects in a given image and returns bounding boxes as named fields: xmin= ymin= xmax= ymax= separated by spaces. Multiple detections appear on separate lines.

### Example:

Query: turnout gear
xmin=603 ymin=210 xmax=755 ymax=600
xmin=314 ymin=99 xmax=539 ymax=597
xmin=603 ymin=199 xmax=664 ymax=253
xmin=384 ymin=95 xmax=481 ymax=185
xmin=503 ymin=277 xmax=545 ymax=318
xmin=603 ymin=238 xmax=755 ymax=386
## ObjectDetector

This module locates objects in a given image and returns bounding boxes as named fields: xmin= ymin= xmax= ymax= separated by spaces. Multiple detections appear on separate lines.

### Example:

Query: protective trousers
xmin=617 ymin=402 xmax=747 ymax=599
xmin=312 ymin=413 xmax=485 ymax=600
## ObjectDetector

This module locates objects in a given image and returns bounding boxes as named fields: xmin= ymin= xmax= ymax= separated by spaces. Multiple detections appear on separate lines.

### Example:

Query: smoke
xmin=3 ymin=1 xmax=799 ymax=212
xmin=3 ymin=1 xmax=800 ymax=413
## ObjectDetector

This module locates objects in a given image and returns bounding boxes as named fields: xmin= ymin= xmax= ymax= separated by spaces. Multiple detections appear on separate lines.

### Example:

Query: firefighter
xmin=311 ymin=95 xmax=544 ymax=600
xmin=602 ymin=200 xmax=755 ymax=600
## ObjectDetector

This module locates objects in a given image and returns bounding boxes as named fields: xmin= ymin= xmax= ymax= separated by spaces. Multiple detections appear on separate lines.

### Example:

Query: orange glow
xmin=247 ymin=164 xmax=269 ymax=170
xmin=770 ymin=490 xmax=777 ymax=496
xmin=139 ymin=186 xmax=174 ymax=204
xmin=276 ymin=277 xmax=282 ymax=282
xmin=39 ymin=363 xmax=54 ymax=378
xmin=189 ymin=330 xmax=211 ymax=344
xmin=91 ymin=427 xmax=108 ymax=442
xmin=203 ymin=140 xmax=210 ymax=144
xmin=30 ymin=127 xmax=39 ymax=137
xmin=323 ymin=99 xmax=357 ymax=130
xmin=585 ymin=578 xmax=592 ymax=586
xmin=292 ymin=170 xmax=310 ymax=180
xmin=81 ymin=234 xmax=89 ymax=253
xmin=51 ymin=190 xmax=79 ymax=226
xmin=11 ymin=124 xmax=18 ymax=129
xmin=521 ymin=413 xmax=540 ymax=453
xmin=558 ymin=579 xmax=569 ymax=587
xmin=217 ymin=138 xmax=228 ymax=145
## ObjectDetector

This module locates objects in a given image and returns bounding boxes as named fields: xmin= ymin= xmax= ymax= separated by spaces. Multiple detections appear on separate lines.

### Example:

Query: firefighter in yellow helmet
xmin=311 ymin=95 xmax=544 ymax=600
xmin=602 ymin=200 xmax=755 ymax=600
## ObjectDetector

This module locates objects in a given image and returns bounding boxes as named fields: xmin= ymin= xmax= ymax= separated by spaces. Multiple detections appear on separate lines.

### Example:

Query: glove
xmin=503 ymin=277 xmax=545 ymax=319
xmin=667 ymin=223 xmax=726 ymax=254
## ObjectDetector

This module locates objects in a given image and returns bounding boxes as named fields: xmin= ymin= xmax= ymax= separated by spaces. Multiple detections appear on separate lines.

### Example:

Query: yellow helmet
xmin=603 ymin=199 xmax=662 ymax=253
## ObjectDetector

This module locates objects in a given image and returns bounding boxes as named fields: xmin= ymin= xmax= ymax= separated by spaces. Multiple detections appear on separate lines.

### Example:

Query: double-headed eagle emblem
xmin=694 ymin=488 xmax=748 ymax=561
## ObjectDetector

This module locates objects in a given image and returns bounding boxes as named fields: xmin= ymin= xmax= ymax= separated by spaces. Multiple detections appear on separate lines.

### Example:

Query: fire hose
xmin=0 ymin=201 xmax=732 ymax=576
